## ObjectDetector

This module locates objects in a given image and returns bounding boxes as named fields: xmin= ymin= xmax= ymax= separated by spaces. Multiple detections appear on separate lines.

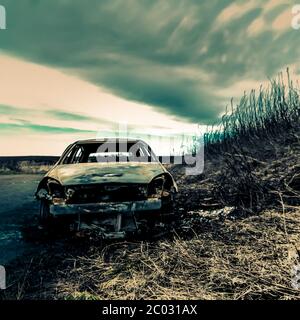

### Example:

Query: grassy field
xmin=0 ymin=156 xmax=59 ymax=174
xmin=1 ymin=72 xmax=300 ymax=300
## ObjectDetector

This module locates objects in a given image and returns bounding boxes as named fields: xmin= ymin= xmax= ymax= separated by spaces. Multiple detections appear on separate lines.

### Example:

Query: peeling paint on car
xmin=46 ymin=162 xmax=166 ymax=186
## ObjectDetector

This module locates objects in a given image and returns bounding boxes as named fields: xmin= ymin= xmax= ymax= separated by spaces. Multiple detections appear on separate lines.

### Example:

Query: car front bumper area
xmin=48 ymin=198 xmax=175 ymax=240
xmin=49 ymin=198 xmax=162 ymax=216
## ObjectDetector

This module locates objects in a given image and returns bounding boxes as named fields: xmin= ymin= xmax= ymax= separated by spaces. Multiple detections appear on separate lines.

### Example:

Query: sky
xmin=0 ymin=0 xmax=298 ymax=155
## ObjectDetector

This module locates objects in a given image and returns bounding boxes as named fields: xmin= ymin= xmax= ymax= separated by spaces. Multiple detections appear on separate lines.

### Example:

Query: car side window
xmin=62 ymin=148 xmax=74 ymax=164
xmin=138 ymin=144 xmax=151 ymax=157
xmin=72 ymin=147 xmax=84 ymax=164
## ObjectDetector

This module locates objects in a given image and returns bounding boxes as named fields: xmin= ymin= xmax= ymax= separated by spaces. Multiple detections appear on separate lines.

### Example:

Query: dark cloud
xmin=0 ymin=105 xmax=24 ymax=115
xmin=0 ymin=0 xmax=296 ymax=124
xmin=47 ymin=110 xmax=102 ymax=123
xmin=0 ymin=122 xmax=95 ymax=134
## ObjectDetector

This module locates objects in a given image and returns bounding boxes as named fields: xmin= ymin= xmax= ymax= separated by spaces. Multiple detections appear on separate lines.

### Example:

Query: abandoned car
xmin=35 ymin=139 xmax=178 ymax=238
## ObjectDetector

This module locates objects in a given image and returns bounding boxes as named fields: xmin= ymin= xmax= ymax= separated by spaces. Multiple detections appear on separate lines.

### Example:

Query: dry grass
xmin=55 ymin=208 xmax=300 ymax=300
xmin=4 ymin=208 xmax=300 ymax=300
xmin=205 ymin=70 xmax=300 ymax=153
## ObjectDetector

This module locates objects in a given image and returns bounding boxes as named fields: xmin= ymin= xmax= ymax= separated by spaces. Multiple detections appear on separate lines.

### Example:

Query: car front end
xmin=36 ymin=139 xmax=178 ymax=239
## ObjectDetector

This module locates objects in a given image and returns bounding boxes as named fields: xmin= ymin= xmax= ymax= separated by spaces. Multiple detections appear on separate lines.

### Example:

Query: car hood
xmin=46 ymin=162 xmax=165 ymax=186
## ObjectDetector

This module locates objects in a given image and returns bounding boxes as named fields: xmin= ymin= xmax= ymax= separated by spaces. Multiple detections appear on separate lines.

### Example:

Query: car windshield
xmin=62 ymin=142 xmax=157 ymax=164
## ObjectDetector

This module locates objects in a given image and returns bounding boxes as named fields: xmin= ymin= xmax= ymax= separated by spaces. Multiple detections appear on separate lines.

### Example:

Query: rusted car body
xmin=36 ymin=139 xmax=178 ymax=238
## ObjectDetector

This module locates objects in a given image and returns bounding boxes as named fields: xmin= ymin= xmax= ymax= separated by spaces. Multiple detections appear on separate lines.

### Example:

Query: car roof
xmin=74 ymin=138 xmax=146 ymax=145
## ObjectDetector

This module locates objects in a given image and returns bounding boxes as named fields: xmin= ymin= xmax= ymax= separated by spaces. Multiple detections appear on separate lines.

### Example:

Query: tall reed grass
xmin=204 ymin=70 xmax=300 ymax=153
